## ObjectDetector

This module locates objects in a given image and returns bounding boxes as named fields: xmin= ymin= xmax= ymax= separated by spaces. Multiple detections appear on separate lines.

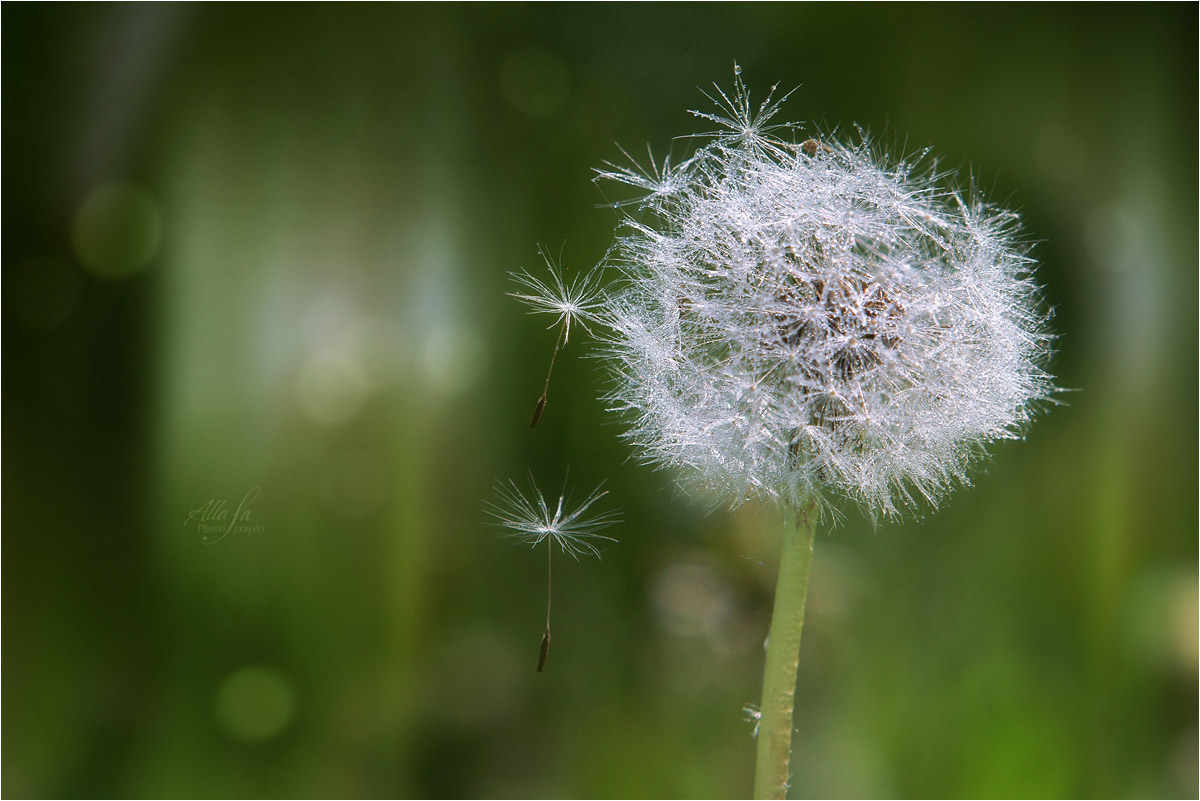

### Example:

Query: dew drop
xmin=733 ymin=63 xmax=741 ymax=75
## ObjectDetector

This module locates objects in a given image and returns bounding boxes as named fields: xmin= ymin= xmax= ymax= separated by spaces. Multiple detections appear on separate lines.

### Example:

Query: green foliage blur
xmin=4 ymin=4 xmax=1196 ymax=798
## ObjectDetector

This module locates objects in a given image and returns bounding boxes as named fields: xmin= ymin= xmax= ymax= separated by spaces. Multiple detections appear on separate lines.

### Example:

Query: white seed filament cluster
xmin=595 ymin=74 xmax=1055 ymax=516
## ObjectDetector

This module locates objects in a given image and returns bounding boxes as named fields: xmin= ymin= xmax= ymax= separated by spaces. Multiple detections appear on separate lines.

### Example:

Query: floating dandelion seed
xmin=487 ymin=475 xmax=620 ymax=672
xmin=508 ymin=246 xmax=606 ymax=427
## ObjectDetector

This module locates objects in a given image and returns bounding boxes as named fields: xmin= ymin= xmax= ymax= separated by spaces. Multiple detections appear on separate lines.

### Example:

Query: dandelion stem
xmin=754 ymin=504 xmax=816 ymax=800
xmin=538 ymin=537 xmax=552 ymax=672
xmin=530 ymin=318 xmax=568 ymax=428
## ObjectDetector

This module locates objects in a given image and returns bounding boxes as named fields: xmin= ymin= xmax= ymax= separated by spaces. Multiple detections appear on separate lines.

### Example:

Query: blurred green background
xmin=3 ymin=4 xmax=1196 ymax=798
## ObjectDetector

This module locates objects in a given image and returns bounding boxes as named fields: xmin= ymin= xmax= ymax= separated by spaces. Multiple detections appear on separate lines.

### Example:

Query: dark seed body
xmin=537 ymin=630 xmax=551 ymax=672
xmin=529 ymin=395 xmax=547 ymax=428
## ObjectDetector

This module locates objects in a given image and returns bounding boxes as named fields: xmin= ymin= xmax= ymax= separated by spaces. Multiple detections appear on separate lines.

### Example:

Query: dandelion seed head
xmin=595 ymin=70 xmax=1056 ymax=517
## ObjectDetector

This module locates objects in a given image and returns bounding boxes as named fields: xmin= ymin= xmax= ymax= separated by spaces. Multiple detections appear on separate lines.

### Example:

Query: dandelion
xmin=509 ymin=245 xmax=606 ymax=427
xmin=595 ymin=68 xmax=1055 ymax=518
xmin=586 ymin=67 xmax=1056 ymax=797
xmin=487 ymin=474 xmax=620 ymax=671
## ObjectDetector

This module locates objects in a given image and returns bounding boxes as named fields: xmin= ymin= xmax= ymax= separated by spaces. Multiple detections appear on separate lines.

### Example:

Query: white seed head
xmin=487 ymin=475 xmax=621 ymax=559
xmin=594 ymin=70 xmax=1056 ymax=517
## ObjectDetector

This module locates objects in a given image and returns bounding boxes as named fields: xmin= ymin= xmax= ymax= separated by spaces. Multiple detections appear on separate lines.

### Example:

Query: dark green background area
xmin=3 ymin=4 xmax=1196 ymax=798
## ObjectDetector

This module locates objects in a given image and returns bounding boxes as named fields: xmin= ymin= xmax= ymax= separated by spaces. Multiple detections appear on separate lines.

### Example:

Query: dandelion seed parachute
xmin=507 ymin=246 xmax=606 ymax=345
xmin=594 ymin=70 xmax=1056 ymax=517
xmin=486 ymin=475 xmax=620 ymax=559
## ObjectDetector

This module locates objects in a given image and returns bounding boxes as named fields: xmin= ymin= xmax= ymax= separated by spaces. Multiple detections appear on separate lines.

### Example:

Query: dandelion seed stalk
xmin=539 ymin=534 xmax=552 ymax=671
xmin=530 ymin=317 xmax=568 ymax=428
xmin=754 ymin=505 xmax=816 ymax=800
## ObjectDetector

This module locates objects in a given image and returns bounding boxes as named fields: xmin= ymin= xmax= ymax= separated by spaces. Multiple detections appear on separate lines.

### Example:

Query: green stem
xmin=754 ymin=504 xmax=817 ymax=800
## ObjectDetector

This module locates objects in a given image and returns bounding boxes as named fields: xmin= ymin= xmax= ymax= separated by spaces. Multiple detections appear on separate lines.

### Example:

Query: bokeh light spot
xmin=420 ymin=323 xmax=483 ymax=397
xmin=71 ymin=182 xmax=162 ymax=279
xmin=214 ymin=666 xmax=295 ymax=743
xmin=351 ymin=316 xmax=409 ymax=390
xmin=296 ymin=348 xmax=369 ymax=424
xmin=652 ymin=559 xmax=733 ymax=641
xmin=1086 ymin=201 xmax=1142 ymax=274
